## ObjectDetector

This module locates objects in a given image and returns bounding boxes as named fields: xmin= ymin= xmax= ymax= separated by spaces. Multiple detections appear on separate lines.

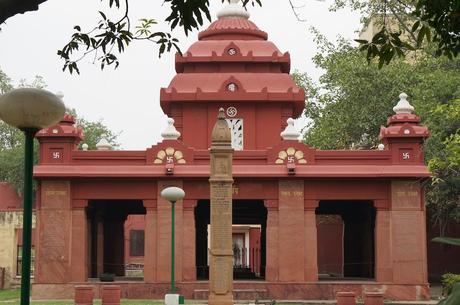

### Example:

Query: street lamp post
xmin=0 ymin=88 xmax=65 ymax=305
xmin=160 ymin=186 xmax=185 ymax=294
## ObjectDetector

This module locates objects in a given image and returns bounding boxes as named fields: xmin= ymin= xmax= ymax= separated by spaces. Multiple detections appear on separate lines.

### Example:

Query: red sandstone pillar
xmin=96 ymin=217 xmax=104 ymax=277
xmin=390 ymin=181 xmax=428 ymax=286
xmin=101 ymin=285 xmax=121 ymax=305
xmin=34 ymin=180 xmax=72 ymax=284
xmin=143 ymin=200 xmax=157 ymax=283
xmin=278 ymin=180 xmax=305 ymax=282
xmin=183 ymin=199 xmax=197 ymax=281
xmin=75 ymin=285 xmax=94 ymax=305
xmin=264 ymin=200 xmax=279 ymax=281
xmin=156 ymin=180 xmax=184 ymax=282
xmin=304 ymin=200 xmax=319 ymax=282
xmin=336 ymin=292 xmax=356 ymax=305
xmin=71 ymin=200 xmax=88 ymax=282
xmin=374 ymin=200 xmax=392 ymax=282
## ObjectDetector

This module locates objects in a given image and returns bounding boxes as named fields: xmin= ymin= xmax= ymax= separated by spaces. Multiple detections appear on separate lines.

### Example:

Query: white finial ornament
xmin=96 ymin=135 xmax=112 ymax=150
xmin=161 ymin=118 xmax=181 ymax=140
xmin=82 ymin=143 xmax=89 ymax=151
xmin=393 ymin=93 xmax=415 ymax=114
xmin=377 ymin=143 xmax=385 ymax=150
xmin=280 ymin=118 xmax=301 ymax=141
xmin=217 ymin=0 xmax=250 ymax=19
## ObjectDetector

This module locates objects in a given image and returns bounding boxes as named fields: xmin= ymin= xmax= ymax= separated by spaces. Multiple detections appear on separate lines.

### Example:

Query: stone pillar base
xmin=208 ymin=295 xmax=234 ymax=305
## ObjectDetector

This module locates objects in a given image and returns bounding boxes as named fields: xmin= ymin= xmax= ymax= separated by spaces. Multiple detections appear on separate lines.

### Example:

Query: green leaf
xmin=99 ymin=11 xmax=107 ymax=21
xmin=432 ymin=237 xmax=460 ymax=246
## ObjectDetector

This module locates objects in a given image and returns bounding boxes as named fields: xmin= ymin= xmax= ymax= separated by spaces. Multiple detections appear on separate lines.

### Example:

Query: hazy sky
xmin=0 ymin=0 xmax=361 ymax=149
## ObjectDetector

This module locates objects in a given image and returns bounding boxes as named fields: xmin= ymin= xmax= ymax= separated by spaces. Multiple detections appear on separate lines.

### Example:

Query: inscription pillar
xmin=390 ymin=181 xmax=427 ymax=285
xmin=304 ymin=199 xmax=319 ymax=282
xmin=278 ymin=180 xmax=305 ymax=282
xmin=208 ymin=109 xmax=234 ymax=305
xmin=264 ymin=200 xmax=279 ymax=282
xmin=143 ymin=200 xmax=157 ymax=283
xmin=35 ymin=181 xmax=71 ymax=284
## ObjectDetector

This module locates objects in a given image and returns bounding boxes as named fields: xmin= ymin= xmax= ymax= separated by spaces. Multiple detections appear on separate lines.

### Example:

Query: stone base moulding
xmin=75 ymin=286 xmax=94 ymax=305
xmin=31 ymin=282 xmax=430 ymax=301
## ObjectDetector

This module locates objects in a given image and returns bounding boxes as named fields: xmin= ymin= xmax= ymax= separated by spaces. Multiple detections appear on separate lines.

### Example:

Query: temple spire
xmin=217 ymin=0 xmax=250 ymax=19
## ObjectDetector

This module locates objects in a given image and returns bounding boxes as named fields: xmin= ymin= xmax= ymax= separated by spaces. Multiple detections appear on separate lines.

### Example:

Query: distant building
xmin=0 ymin=182 xmax=35 ymax=289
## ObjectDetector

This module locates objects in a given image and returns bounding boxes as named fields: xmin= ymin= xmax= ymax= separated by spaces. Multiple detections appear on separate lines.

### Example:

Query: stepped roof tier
xmin=161 ymin=2 xmax=304 ymax=118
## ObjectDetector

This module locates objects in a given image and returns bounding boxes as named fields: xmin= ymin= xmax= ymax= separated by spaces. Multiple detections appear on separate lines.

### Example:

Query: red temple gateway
xmin=33 ymin=1 xmax=431 ymax=301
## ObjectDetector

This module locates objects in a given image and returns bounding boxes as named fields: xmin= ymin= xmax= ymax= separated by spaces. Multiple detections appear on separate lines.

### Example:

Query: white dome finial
xmin=393 ymin=92 xmax=415 ymax=114
xmin=280 ymin=118 xmax=301 ymax=141
xmin=96 ymin=135 xmax=112 ymax=150
xmin=217 ymin=0 xmax=250 ymax=19
xmin=161 ymin=118 xmax=181 ymax=140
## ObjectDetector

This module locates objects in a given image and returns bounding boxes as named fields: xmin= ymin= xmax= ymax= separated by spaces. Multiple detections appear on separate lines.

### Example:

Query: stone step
xmin=193 ymin=289 xmax=268 ymax=300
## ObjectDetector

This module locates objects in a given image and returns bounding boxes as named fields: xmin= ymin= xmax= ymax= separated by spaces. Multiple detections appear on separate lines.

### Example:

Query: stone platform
xmin=32 ymin=281 xmax=430 ymax=301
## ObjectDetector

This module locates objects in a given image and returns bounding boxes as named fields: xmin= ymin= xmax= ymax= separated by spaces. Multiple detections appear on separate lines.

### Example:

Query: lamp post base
xmin=165 ymin=294 xmax=184 ymax=305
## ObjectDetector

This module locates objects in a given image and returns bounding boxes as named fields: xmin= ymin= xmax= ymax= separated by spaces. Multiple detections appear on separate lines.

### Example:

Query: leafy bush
xmin=442 ymin=273 xmax=460 ymax=295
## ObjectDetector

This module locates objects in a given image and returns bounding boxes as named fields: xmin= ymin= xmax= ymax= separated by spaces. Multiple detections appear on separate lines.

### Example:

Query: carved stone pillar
xmin=304 ymin=199 xmax=319 ymax=282
xmin=208 ymin=109 xmax=234 ymax=305
xmin=143 ymin=200 xmax=157 ymax=283
xmin=70 ymin=200 xmax=88 ymax=282
xmin=264 ymin=199 xmax=279 ymax=282
xmin=183 ymin=199 xmax=197 ymax=281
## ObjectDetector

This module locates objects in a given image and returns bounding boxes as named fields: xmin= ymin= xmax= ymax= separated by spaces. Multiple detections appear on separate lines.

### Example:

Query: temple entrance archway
xmin=87 ymin=200 xmax=146 ymax=280
xmin=316 ymin=200 xmax=375 ymax=280
xmin=195 ymin=199 xmax=267 ymax=280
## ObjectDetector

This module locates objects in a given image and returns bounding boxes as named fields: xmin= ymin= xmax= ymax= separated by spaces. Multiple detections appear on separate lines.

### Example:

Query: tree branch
xmin=0 ymin=0 xmax=48 ymax=24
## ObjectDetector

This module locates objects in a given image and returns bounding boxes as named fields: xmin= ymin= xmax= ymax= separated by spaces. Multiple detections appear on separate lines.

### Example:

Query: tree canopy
xmin=0 ymin=68 xmax=119 ymax=193
xmin=296 ymin=33 xmax=460 ymax=231
xmin=0 ymin=0 xmax=457 ymax=73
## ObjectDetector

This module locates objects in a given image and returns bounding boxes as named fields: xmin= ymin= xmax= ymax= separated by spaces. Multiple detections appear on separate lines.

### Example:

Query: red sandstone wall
xmin=0 ymin=183 xmax=22 ymax=210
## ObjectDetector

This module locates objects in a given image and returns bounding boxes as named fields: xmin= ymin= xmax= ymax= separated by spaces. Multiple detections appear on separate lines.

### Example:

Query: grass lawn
xmin=0 ymin=289 xmax=20 ymax=301
xmin=0 ymin=290 xmax=303 ymax=305
xmin=0 ymin=290 xmax=203 ymax=305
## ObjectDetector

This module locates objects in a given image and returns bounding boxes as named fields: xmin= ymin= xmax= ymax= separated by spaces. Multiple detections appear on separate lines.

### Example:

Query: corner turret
xmin=379 ymin=93 xmax=429 ymax=164
xmin=36 ymin=112 xmax=83 ymax=164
